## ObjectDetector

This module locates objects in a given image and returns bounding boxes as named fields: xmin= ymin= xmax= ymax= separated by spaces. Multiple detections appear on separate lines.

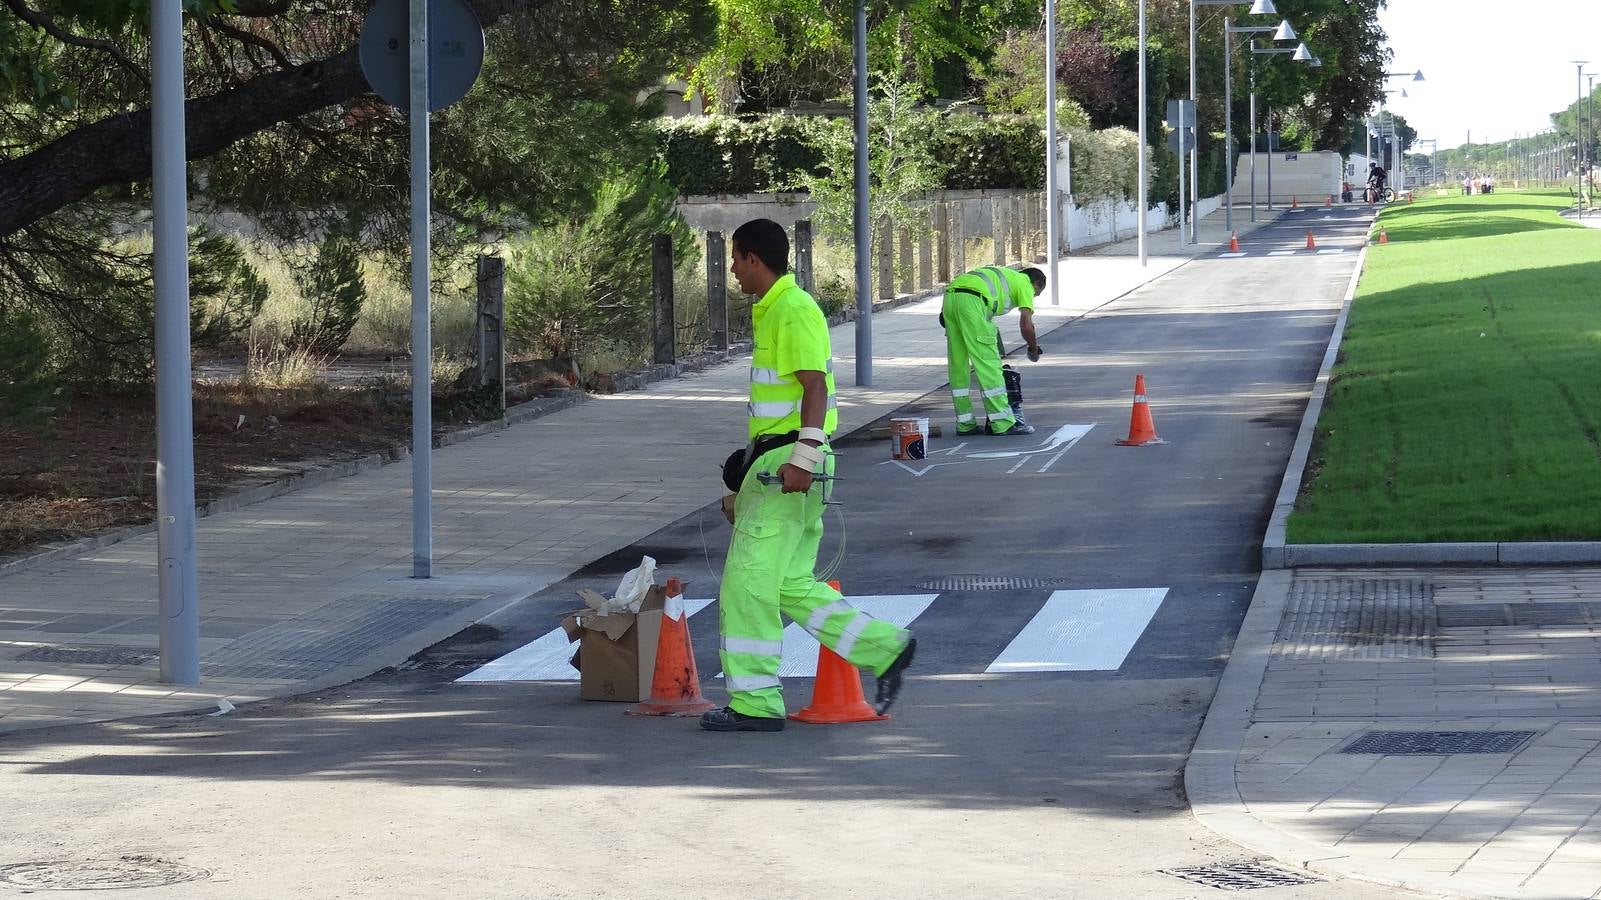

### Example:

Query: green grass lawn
xmin=1287 ymin=190 xmax=1601 ymax=543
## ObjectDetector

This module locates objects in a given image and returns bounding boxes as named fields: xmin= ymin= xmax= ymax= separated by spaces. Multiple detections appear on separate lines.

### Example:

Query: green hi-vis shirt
xmin=748 ymin=274 xmax=838 ymax=440
xmin=949 ymin=266 xmax=1036 ymax=320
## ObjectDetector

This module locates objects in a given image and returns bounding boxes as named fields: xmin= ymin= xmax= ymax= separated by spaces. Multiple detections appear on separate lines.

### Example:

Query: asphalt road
xmin=0 ymin=207 xmax=1433 ymax=899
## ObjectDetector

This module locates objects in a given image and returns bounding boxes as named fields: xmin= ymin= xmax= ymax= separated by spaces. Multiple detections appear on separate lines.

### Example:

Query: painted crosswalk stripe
xmin=1267 ymin=250 xmax=1296 ymax=257
xmin=1218 ymin=251 xmax=1247 ymax=258
xmin=715 ymin=594 xmax=939 ymax=678
xmin=456 ymin=599 xmax=715 ymax=682
xmin=985 ymin=588 xmax=1168 ymax=673
xmin=1316 ymin=248 xmax=1346 ymax=255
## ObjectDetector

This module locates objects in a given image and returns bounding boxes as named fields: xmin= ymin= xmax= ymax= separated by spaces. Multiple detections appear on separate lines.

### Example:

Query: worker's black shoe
xmin=700 ymin=706 xmax=786 ymax=732
xmin=991 ymin=420 xmax=1035 ymax=436
xmin=874 ymin=637 xmax=917 ymax=715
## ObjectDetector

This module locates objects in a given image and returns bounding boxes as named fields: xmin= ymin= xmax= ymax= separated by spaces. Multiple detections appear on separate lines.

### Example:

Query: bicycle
xmin=1363 ymin=183 xmax=1396 ymax=204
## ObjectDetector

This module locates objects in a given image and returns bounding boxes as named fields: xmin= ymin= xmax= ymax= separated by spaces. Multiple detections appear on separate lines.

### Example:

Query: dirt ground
xmin=0 ymin=366 xmax=567 ymax=558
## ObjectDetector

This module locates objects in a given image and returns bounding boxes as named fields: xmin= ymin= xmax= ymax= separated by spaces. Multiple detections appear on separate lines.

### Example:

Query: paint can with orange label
xmin=890 ymin=417 xmax=929 ymax=461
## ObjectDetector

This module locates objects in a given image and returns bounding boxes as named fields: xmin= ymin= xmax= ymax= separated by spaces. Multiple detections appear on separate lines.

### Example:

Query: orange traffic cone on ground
xmin=1378 ymin=228 xmax=1389 ymax=244
xmin=789 ymin=581 xmax=888 ymax=725
xmin=1115 ymin=375 xmax=1167 ymax=447
xmin=1305 ymin=230 xmax=1317 ymax=249
xmin=1229 ymin=231 xmax=1240 ymax=252
xmin=1408 ymin=192 xmax=1415 ymax=204
xmin=626 ymin=577 xmax=716 ymax=717
xmin=1291 ymin=195 xmax=1299 ymax=209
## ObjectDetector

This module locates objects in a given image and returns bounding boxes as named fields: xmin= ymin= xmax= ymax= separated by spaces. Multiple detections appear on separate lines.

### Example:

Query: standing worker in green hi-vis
xmin=704 ymin=218 xmax=917 ymax=734
xmin=942 ymin=265 xmax=1047 ymax=436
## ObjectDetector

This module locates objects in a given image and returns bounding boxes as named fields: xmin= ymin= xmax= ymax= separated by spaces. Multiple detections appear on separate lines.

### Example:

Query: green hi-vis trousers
xmin=719 ymin=443 xmax=912 ymax=719
xmin=942 ymin=291 xmax=1015 ymax=434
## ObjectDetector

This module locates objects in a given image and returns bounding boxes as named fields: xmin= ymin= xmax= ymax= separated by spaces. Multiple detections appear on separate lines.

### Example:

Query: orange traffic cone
xmin=1229 ymin=231 xmax=1240 ymax=252
xmin=626 ymin=577 xmax=716 ymax=717
xmin=1305 ymin=230 xmax=1317 ymax=250
xmin=1378 ymin=228 xmax=1389 ymax=244
xmin=1115 ymin=375 xmax=1167 ymax=447
xmin=789 ymin=581 xmax=889 ymax=724
xmin=1407 ymin=192 xmax=1415 ymax=204
xmin=1291 ymin=195 xmax=1299 ymax=209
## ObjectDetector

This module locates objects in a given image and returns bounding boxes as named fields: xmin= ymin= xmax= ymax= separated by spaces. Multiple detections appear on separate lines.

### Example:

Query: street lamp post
xmin=1044 ymin=0 xmax=1060 ymax=300
xmin=1190 ymin=0 xmax=1276 ymax=243
xmin=1138 ymin=0 xmax=1147 ymax=266
xmin=1573 ymin=61 xmax=1588 ymax=203
xmin=1250 ymin=40 xmax=1313 ymax=214
xmin=1223 ymin=18 xmax=1297 ymax=232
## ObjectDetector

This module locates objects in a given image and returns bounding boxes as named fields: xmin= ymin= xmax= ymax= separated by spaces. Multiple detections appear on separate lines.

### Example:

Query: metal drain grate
xmin=1161 ymin=861 xmax=1324 ymax=891
xmin=1341 ymin=730 xmax=1538 ymax=755
xmin=16 ymin=646 xmax=157 ymax=666
xmin=915 ymin=575 xmax=1068 ymax=592
xmin=0 ymin=857 xmax=209 ymax=890
xmin=1437 ymin=602 xmax=1600 ymax=628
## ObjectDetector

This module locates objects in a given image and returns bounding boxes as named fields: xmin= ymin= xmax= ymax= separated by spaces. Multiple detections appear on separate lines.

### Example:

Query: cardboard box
xmin=560 ymin=584 xmax=665 ymax=702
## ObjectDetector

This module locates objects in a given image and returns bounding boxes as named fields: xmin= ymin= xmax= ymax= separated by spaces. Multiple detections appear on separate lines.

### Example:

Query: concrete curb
xmin=1185 ymin=575 xmax=1563 ymax=900
xmin=1259 ymin=243 xmax=1601 ymax=569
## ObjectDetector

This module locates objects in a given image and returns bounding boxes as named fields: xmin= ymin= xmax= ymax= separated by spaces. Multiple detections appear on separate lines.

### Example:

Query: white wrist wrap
xmin=787 ymin=441 xmax=826 ymax=472
xmin=798 ymin=427 xmax=828 ymax=444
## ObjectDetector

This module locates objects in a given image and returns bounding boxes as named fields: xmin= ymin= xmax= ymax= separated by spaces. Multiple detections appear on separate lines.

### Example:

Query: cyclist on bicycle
xmin=1367 ymin=162 xmax=1389 ymax=201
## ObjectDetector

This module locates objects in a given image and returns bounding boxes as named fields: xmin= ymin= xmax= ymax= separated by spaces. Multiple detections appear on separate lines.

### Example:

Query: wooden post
xmin=651 ymin=234 xmax=675 ymax=365
xmin=1010 ymin=194 xmax=1024 ymax=261
xmin=706 ymin=231 xmax=728 ymax=351
xmin=991 ymin=199 xmax=1006 ymax=266
xmin=794 ymin=220 xmax=815 ymax=295
xmin=950 ymin=201 xmax=966 ymax=276
xmin=898 ymin=225 xmax=914 ymax=295
xmin=935 ymin=203 xmax=951 ymax=283
xmin=918 ymin=211 xmax=934 ymax=290
xmin=1025 ymin=194 xmax=1040 ymax=260
xmin=475 ymin=254 xmax=506 ymax=414
xmin=877 ymin=218 xmax=894 ymax=301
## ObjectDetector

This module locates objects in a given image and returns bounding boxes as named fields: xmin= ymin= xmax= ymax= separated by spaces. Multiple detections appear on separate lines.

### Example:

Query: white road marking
xmin=715 ymin=594 xmax=939 ymax=678
xmin=985 ymin=588 xmax=1168 ymax=673
xmin=455 ymin=599 xmax=715 ymax=682
xmin=1217 ymin=252 xmax=1247 ymax=258
xmin=1316 ymin=248 xmax=1347 ymax=255
xmin=1267 ymin=250 xmax=1296 ymax=257
xmin=967 ymin=424 xmax=1094 ymax=460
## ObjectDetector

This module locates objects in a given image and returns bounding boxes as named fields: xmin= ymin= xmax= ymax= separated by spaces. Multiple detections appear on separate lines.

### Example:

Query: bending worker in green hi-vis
xmin=942 ymin=265 xmax=1047 ymax=436
xmin=704 ymin=218 xmax=916 ymax=734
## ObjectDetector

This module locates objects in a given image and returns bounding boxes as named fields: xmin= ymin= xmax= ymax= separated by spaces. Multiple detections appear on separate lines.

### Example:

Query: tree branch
xmin=1 ymin=0 xmax=148 ymax=84
xmin=208 ymin=18 xmax=294 ymax=71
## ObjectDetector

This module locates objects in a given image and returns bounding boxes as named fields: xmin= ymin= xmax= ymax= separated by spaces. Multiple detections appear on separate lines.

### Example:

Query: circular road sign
xmin=359 ymin=0 xmax=485 ymax=113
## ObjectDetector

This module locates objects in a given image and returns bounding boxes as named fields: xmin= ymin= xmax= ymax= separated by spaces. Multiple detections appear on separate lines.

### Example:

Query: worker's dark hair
xmin=731 ymin=219 xmax=790 ymax=276
xmin=1022 ymin=267 xmax=1047 ymax=295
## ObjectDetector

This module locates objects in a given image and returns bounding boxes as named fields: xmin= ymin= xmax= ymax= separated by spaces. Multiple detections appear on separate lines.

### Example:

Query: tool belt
xmin=722 ymin=430 xmax=799 ymax=492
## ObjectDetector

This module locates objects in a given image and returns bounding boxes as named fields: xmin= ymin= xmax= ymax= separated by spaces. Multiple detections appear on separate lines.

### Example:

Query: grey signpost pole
xmin=1136 ymin=0 xmax=1147 ymax=266
xmin=152 ymin=0 xmax=201 ymax=684
xmin=1177 ymin=101 xmax=1188 ymax=250
xmin=1044 ymin=0 xmax=1060 ymax=303
xmin=1223 ymin=17 xmax=1233 ymax=233
xmin=1249 ymin=60 xmax=1257 ymax=221
xmin=408 ymin=0 xmax=433 ymax=578
xmin=1187 ymin=0 xmax=1198 ymax=244
xmin=853 ymin=0 xmax=872 ymax=385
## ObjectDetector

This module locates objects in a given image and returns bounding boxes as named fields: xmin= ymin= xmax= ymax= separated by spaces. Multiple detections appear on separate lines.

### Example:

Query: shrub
xmin=0 ymin=305 xmax=58 ymax=427
xmin=288 ymin=231 xmax=367 ymax=356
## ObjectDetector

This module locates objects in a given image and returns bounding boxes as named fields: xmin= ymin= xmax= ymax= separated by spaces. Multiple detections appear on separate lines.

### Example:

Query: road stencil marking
xmin=456 ymin=599 xmax=715 ymax=682
xmin=985 ymin=588 xmax=1168 ymax=673
xmin=967 ymin=423 xmax=1094 ymax=460
xmin=877 ymin=425 xmax=1093 ymax=475
xmin=716 ymin=594 xmax=939 ymax=678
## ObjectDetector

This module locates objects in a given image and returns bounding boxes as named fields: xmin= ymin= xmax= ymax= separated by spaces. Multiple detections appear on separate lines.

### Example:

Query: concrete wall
xmin=1233 ymin=150 xmax=1343 ymax=205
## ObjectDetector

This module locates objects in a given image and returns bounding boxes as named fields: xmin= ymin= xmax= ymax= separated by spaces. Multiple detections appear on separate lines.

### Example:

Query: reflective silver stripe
xmin=832 ymin=614 xmax=873 ymax=662
xmin=950 ymin=388 xmax=971 ymax=397
xmin=982 ymin=386 xmax=1007 ymax=398
xmin=806 ymin=600 xmax=852 ymax=632
xmin=749 ymin=400 xmax=798 ymax=418
xmin=825 ymin=358 xmax=834 ymax=373
xmin=956 ymin=413 xmax=976 ymax=423
xmin=827 ymin=395 xmax=838 ymax=409
xmin=750 ymin=367 xmax=784 ymax=384
xmin=722 ymin=636 xmax=784 ymax=656
xmin=725 ymin=673 xmax=782 ymax=693
xmin=979 ymin=267 xmax=1013 ymax=314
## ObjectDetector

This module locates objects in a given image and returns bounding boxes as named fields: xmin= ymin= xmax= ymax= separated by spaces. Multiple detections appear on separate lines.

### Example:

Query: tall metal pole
xmin=1137 ymin=0 xmax=1148 ymax=266
xmin=1187 ymin=0 xmax=1198 ymax=243
xmin=1575 ymin=62 xmax=1588 ymax=200
xmin=1249 ymin=60 xmax=1257 ymax=221
xmin=1265 ymin=104 xmax=1273 ymax=210
xmin=1044 ymin=0 xmax=1060 ymax=304
xmin=408 ymin=0 xmax=433 ymax=578
xmin=1222 ymin=17 xmax=1233 ymax=232
xmin=151 ymin=0 xmax=200 ymax=684
xmin=1178 ymin=101 xmax=1188 ymax=249
xmin=853 ymin=0 xmax=872 ymax=385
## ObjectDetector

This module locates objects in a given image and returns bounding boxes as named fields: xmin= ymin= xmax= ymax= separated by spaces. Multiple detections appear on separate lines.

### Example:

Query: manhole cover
xmin=915 ymin=575 xmax=1068 ymax=591
xmin=1341 ymin=730 xmax=1538 ymax=755
xmin=0 ymin=856 xmax=209 ymax=890
xmin=1161 ymin=861 xmax=1323 ymax=891
xmin=16 ymin=646 xmax=158 ymax=666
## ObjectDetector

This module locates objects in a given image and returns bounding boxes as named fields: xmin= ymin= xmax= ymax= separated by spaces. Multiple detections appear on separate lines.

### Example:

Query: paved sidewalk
xmin=0 ymin=210 xmax=1268 ymax=735
xmin=1192 ymin=567 xmax=1601 ymax=900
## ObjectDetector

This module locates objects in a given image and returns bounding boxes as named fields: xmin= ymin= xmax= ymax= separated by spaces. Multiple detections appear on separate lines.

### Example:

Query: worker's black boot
xmin=874 ymin=637 xmax=918 ymax=715
xmin=700 ymin=706 xmax=785 ymax=733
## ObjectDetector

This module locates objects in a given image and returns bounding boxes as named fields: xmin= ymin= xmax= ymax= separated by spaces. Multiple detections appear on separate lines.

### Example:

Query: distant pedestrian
xmin=705 ymin=218 xmax=917 ymax=733
xmin=940 ymin=265 xmax=1046 ymax=436
xmin=1462 ymin=176 xmax=1472 ymax=195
